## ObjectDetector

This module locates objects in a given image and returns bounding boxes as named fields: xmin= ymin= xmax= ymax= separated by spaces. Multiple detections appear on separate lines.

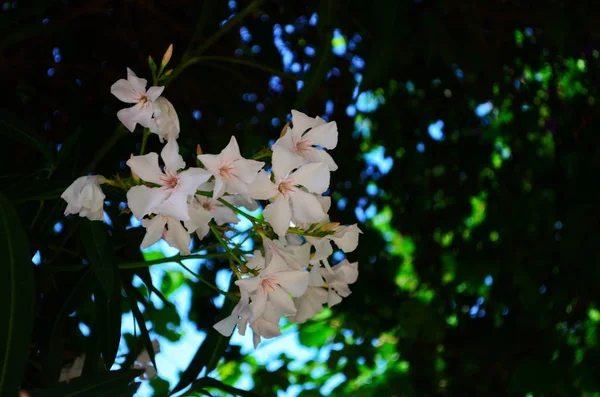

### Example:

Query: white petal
xmin=330 ymin=281 xmax=352 ymax=298
xmin=141 ymin=216 xmax=166 ymax=248
xmin=110 ymin=79 xmax=138 ymax=103
xmin=332 ymin=225 xmax=362 ymax=253
xmin=127 ymin=153 xmax=164 ymax=184
xmin=249 ymin=292 xmax=268 ymax=318
xmin=146 ymin=86 xmax=165 ymax=101
xmin=223 ymin=176 xmax=249 ymax=197
xmin=213 ymin=314 xmax=239 ymax=337
xmin=308 ymin=263 xmax=325 ymax=286
xmin=310 ymin=238 xmax=333 ymax=263
xmin=268 ymin=286 xmax=296 ymax=315
xmin=86 ymin=208 xmax=105 ymax=221
xmin=303 ymin=148 xmax=338 ymax=171
xmin=272 ymin=145 xmax=304 ymax=178
xmin=289 ymin=190 xmax=325 ymax=223
xmin=184 ymin=202 xmax=213 ymax=239
xmin=332 ymin=260 xmax=359 ymax=284
xmin=196 ymin=153 xmax=221 ymax=175
xmin=234 ymin=158 xmax=265 ymax=183
xmin=263 ymin=195 xmax=292 ymax=238
xmin=178 ymin=168 xmax=212 ymax=195
xmin=160 ymin=139 xmax=185 ymax=173
xmin=290 ymin=162 xmax=330 ymax=194
xmin=153 ymin=191 xmax=190 ymax=221
xmin=164 ymin=218 xmax=191 ymax=255
xmin=276 ymin=270 xmax=309 ymax=297
xmin=117 ymin=106 xmax=144 ymax=132
xmin=126 ymin=68 xmax=147 ymax=92
xmin=328 ymin=289 xmax=343 ymax=307
xmin=291 ymin=109 xmax=325 ymax=134
xmin=235 ymin=277 xmax=261 ymax=293
xmin=213 ymin=206 xmax=239 ymax=225
xmin=127 ymin=186 xmax=170 ymax=220
xmin=305 ymin=121 xmax=338 ymax=149
xmin=221 ymin=136 xmax=242 ymax=163
xmin=248 ymin=170 xmax=278 ymax=200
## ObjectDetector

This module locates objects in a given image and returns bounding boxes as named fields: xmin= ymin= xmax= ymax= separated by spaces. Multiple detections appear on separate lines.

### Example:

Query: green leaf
xmin=2 ymin=179 xmax=71 ymax=203
xmin=42 ymin=270 xmax=93 ymax=384
xmin=0 ymin=110 xmax=54 ymax=163
xmin=187 ymin=377 xmax=261 ymax=397
xmin=79 ymin=218 xmax=116 ymax=295
xmin=125 ymin=284 xmax=157 ymax=370
xmin=170 ymin=296 xmax=236 ymax=395
xmin=0 ymin=193 xmax=34 ymax=397
xmin=95 ymin=278 xmax=122 ymax=369
xmin=30 ymin=369 xmax=143 ymax=397
xmin=298 ymin=321 xmax=335 ymax=347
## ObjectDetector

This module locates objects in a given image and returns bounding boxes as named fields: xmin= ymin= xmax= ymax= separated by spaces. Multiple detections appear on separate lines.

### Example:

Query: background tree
xmin=1 ymin=0 xmax=600 ymax=396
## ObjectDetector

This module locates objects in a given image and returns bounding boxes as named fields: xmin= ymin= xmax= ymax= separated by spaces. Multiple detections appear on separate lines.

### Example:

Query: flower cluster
xmin=60 ymin=47 xmax=361 ymax=348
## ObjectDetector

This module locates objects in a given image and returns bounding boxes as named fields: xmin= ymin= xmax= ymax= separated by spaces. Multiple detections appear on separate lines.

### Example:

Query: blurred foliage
xmin=2 ymin=0 xmax=600 ymax=396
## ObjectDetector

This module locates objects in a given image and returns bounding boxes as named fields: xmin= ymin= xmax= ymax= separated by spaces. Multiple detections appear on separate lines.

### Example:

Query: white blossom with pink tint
xmin=272 ymin=110 xmax=338 ymax=171
xmin=110 ymin=68 xmax=164 ymax=132
xmin=126 ymin=139 xmax=211 ymax=221
xmin=197 ymin=136 xmax=264 ymax=199
xmin=141 ymin=213 xmax=191 ymax=255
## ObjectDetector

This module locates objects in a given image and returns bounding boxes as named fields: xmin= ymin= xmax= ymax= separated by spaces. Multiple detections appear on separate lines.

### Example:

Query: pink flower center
xmin=277 ymin=178 xmax=295 ymax=197
xmin=160 ymin=171 xmax=179 ymax=189
xmin=200 ymin=198 xmax=215 ymax=212
xmin=260 ymin=276 xmax=277 ymax=292
xmin=294 ymin=137 xmax=312 ymax=154
xmin=219 ymin=162 xmax=236 ymax=180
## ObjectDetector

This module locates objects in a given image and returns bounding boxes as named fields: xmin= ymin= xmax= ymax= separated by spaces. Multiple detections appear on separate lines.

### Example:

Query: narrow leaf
xmin=125 ymin=284 xmax=157 ymax=370
xmin=0 ymin=193 xmax=34 ymax=397
xmin=0 ymin=110 xmax=54 ymax=163
xmin=189 ymin=377 xmax=261 ymax=397
xmin=56 ymin=126 xmax=82 ymax=168
xmin=79 ymin=218 xmax=116 ymax=295
xmin=95 ymin=277 xmax=122 ymax=369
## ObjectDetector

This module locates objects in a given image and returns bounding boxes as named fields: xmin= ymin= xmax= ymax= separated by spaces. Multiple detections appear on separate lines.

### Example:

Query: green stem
xmin=217 ymin=197 xmax=262 ymax=225
xmin=139 ymin=128 xmax=150 ymax=155
xmin=177 ymin=261 xmax=237 ymax=300
xmin=210 ymin=224 xmax=246 ymax=267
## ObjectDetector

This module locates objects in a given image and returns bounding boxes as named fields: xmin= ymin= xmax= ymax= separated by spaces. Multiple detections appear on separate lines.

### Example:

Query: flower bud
xmin=196 ymin=144 xmax=203 ymax=156
xmin=321 ymin=222 xmax=340 ymax=231
xmin=161 ymin=44 xmax=173 ymax=67
xmin=280 ymin=122 xmax=290 ymax=137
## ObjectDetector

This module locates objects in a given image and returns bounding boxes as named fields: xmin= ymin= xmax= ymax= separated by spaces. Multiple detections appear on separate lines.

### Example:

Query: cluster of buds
xmin=61 ymin=46 xmax=361 ymax=348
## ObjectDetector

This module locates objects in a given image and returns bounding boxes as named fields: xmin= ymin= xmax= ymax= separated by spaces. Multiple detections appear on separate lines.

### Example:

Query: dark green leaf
xmin=0 ymin=109 xmax=54 ymax=163
xmin=42 ymin=270 xmax=93 ymax=385
xmin=30 ymin=369 xmax=143 ymax=397
xmin=125 ymin=284 xmax=157 ymax=370
xmin=2 ymin=179 xmax=71 ymax=203
xmin=0 ymin=193 xmax=34 ymax=397
xmin=95 ymin=278 xmax=122 ymax=369
xmin=188 ymin=377 xmax=261 ymax=397
xmin=79 ymin=218 xmax=116 ymax=295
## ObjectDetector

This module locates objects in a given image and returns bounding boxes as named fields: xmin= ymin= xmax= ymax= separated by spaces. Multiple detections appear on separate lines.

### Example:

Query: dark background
xmin=2 ymin=0 xmax=600 ymax=396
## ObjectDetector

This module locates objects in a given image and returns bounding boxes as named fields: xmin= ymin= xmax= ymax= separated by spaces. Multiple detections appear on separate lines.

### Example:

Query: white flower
xmin=235 ymin=254 xmax=309 ymax=318
xmin=273 ymin=110 xmax=338 ymax=171
xmin=289 ymin=264 xmax=328 ymax=324
xmin=250 ymin=146 xmax=330 ymax=237
xmin=263 ymin=237 xmax=310 ymax=271
xmin=306 ymin=223 xmax=362 ymax=264
xmin=110 ymin=68 xmax=164 ymax=132
xmin=213 ymin=290 xmax=251 ymax=337
xmin=150 ymin=97 xmax=180 ymax=142
xmin=141 ymin=214 xmax=191 ymax=255
xmin=249 ymin=302 xmax=282 ymax=348
xmin=184 ymin=189 xmax=239 ymax=240
xmin=126 ymin=139 xmax=211 ymax=221
xmin=61 ymin=175 xmax=106 ymax=221
xmin=321 ymin=259 xmax=359 ymax=307
xmin=197 ymin=136 xmax=265 ymax=199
